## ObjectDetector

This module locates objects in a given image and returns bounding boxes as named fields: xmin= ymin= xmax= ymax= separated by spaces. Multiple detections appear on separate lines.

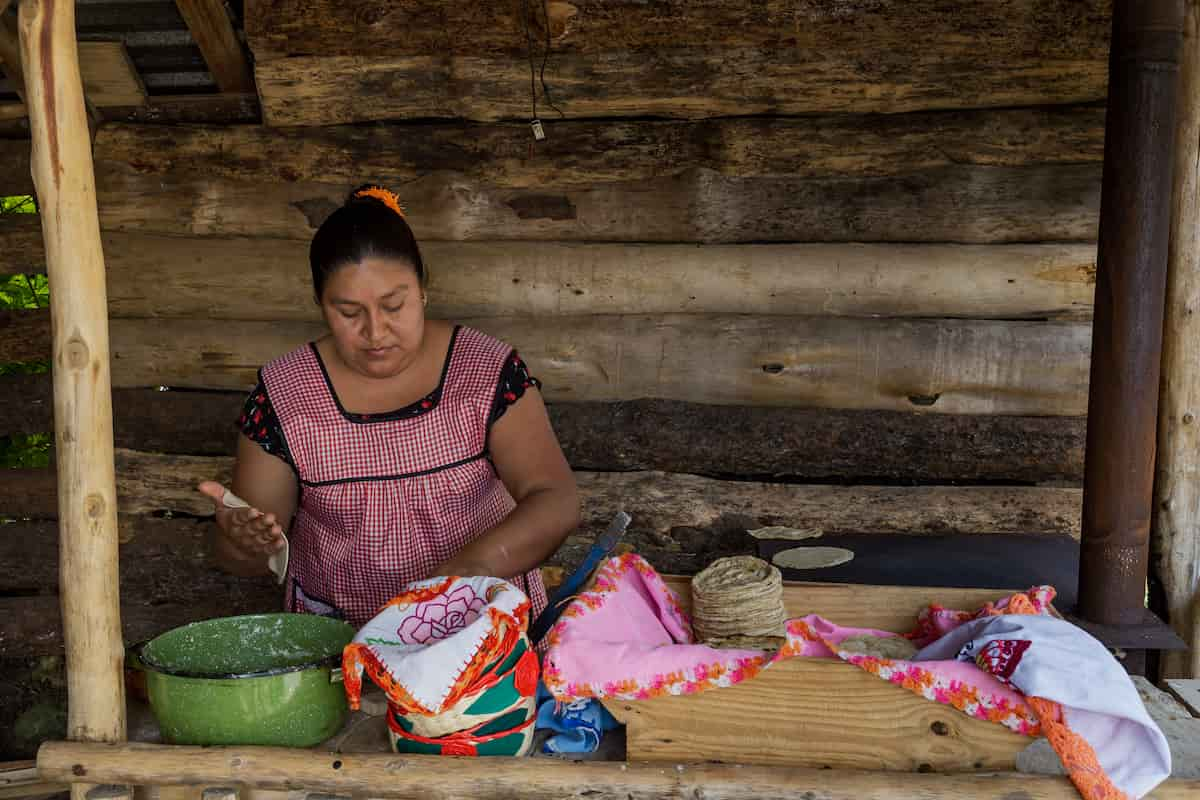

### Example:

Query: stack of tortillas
xmin=690 ymin=556 xmax=788 ymax=650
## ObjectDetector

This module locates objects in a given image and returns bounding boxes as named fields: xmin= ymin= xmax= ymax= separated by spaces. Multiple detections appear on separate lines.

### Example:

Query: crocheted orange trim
xmin=1029 ymin=696 xmax=1128 ymax=800
xmin=354 ymin=185 xmax=406 ymax=220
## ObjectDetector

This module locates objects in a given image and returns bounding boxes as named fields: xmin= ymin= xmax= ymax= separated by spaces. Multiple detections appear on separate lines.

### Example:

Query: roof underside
xmin=0 ymin=0 xmax=247 ymax=101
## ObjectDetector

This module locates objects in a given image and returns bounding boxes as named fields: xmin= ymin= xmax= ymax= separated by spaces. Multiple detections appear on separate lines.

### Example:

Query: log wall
xmin=0 ymin=0 xmax=1132 ymax=658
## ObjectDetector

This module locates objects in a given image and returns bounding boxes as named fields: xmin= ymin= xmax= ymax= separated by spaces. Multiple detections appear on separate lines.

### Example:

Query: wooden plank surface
xmin=0 ymin=311 xmax=1094 ymax=414
xmin=0 ymin=455 xmax=1083 ymax=538
xmin=93 ymin=161 xmax=1102 ymax=244
xmin=175 ymin=0 xmax=255 ymax=93
xmin=0 ymin=218 xmax=1099 ymax=320
xmin=93 ymin=110 xmax=1106 ymax=187
xmin=0 ymin=375 xmax=1089 ymax=482
xmin=78 ymin=42 xmax=147 ymax=107
xmin=605 ymin=656 xmax=1028 ymax=771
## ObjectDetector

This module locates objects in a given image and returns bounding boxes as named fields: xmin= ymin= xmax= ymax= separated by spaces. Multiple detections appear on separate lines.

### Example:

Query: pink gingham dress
xmin=259 ymin=325 xmax=549 ymax=627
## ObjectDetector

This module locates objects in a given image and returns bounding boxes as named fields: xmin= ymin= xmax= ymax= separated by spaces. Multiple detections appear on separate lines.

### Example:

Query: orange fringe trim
xmin=354 ymin=185 xmax=406 ymax=220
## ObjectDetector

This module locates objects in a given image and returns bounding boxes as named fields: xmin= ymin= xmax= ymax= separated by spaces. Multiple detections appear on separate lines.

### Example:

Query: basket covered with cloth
xmin=343 ymin=576 xmax=539 ymax=756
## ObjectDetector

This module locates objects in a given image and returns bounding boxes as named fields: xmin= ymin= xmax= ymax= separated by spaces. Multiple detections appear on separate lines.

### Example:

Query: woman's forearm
xmin=439 ymin=484 xmax=579 ymax=579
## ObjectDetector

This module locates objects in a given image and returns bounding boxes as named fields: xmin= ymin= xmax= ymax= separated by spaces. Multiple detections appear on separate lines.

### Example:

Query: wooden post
xmin=1079 ymin=0 xmax=1186 ymax=625
xmin=1155 ymin=0 xmax=1200 ymax=679
xmin=17 ymin=0 xmax=125 ymax=780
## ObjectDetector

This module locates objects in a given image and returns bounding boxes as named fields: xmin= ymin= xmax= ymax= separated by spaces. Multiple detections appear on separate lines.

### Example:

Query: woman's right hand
xmin=197 ymin=480 xmax=286 ymax=558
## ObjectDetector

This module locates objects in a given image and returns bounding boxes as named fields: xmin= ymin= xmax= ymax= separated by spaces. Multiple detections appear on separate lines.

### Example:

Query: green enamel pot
xmin=138 ymin=613 xmax=355 ymax=747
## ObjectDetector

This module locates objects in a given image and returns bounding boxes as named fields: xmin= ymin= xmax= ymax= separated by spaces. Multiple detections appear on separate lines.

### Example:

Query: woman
xmin=199 ymin=185 xmax=579 ymax=626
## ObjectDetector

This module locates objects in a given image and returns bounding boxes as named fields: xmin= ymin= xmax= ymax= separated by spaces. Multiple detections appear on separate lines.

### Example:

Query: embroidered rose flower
xmin=396 ymin=584 xmax=486 ymax=644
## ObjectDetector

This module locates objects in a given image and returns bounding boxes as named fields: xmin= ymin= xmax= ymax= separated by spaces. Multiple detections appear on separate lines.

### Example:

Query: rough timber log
xmin=92 ymin=162 xmax=1101 ymax=244
xmin=0 ymin=454 xmax=1084 ymax=537
xmin=246 ymin=0 xmax=1111 ymax=61
xmin=1154 ymin=0 xmax=1200 ymax=678
xmin=92 ymin=110 xmax=1105 ymax=186
xmin=18 ymin=0 xmax=125 ymax=773
xmin=35 ymin=741 xmax=1200 ymax=799
xmin=0 ymin=375 xmax=1088 ymax=482
xmin=0 ymin=311 xmax=1093 ymax=414
xmin=88 ymin=114 xmax=1105 ymax=243
xmin=245 ymin=0 xmax=1110 ymax=124
xmin=0 ymin=218 xmax=1099 ymax=321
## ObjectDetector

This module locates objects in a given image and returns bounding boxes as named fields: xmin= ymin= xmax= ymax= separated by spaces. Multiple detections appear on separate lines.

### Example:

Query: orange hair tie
xmin=354 ymin=186 xmax=406 ymax=220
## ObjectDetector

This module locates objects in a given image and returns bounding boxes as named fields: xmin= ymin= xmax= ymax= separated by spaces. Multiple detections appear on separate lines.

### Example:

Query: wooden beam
xmin=245 ymin=0 xmax=1111 ymax=61
xmin=93 ymin=161 xmax=1102 ymax=244
xmin=174 ymin=0 xmax=254 ymax=94
xmin=0 ymin=452 xmax=1084 ymax=538
xmin=0 ymin=35 xmax=146 ymax=111
xmin=93 ymin=110 xmax=1106 ymax=187
xmin=0 ymin=376 xmax=1089 ymax=483
xmin=35 ymin=741 xmax=1200 ymax=800
xmin=0 ymin=516 xmax=275 ymax=612
xmin=76 ymin=42 xmax=145 ymax=108
xmin=18 ymin=0 xmax=125 ymax=768
xmin=1154 ymin=0 xmax=1200 ymax=680
xmin=88 ymin=112 xmax=1104 ymax=244
xmin=0 ymin=310 xmax=1094 ymax=414
xmin=0 ymin=218 xmax=1100 ymax=321
xmin=0 ymin=590 xmax=280 ymax=659
xmin=245 ymin=1 xmax=1111 ymax=125
xmin=251 ymin=49 xmax=1105 ymax=127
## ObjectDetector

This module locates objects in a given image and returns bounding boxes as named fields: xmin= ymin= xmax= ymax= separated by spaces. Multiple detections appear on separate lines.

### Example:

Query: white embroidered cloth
xmin=349 ymin=576 xmax=528 ymax=712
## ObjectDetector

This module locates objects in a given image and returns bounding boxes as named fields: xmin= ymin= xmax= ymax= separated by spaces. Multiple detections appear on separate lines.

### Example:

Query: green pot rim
xmin=137 ymin=613 xmax=350 ymax=680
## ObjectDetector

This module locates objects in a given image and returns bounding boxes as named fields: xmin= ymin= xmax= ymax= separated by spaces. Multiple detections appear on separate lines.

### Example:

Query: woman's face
xmin=319 ymin=257 xmax=424 ymax=379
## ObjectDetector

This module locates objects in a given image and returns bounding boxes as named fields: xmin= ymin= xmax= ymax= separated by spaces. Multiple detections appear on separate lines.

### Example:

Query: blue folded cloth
xmin=534 ymin=683 xmax=619 ymax=754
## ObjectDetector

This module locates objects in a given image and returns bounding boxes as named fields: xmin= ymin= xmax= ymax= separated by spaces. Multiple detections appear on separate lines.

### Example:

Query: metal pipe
xmin=1079 ymin=0 xmax=1186 ymax=625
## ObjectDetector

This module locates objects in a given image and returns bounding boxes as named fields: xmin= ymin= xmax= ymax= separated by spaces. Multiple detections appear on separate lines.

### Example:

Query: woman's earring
xmin=422 ymin=294 xmax=428 ymax=307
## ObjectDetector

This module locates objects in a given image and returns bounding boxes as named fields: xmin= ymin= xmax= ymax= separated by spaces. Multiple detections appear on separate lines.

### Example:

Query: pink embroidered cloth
xmin=543 ymin=553 xmax=1169 ymax=800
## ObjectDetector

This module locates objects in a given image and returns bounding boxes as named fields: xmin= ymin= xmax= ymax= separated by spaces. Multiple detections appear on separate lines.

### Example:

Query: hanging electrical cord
xmin=520 ymin=0 xmax=540 ymax=124
xmin=519 ymin=0 xmax=565 ymax=139
xmin=538 ymin=0 xmax=565 ymax=119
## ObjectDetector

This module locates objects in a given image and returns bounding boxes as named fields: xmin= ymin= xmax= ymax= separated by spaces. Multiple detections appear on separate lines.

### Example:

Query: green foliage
xmin=0 ymin=198 xmax=51 ymax=468
xmin=0 ymin=195 xmax=36 ymax=215
xmin=0 ymin=272 xmax=49 ymax=310
xmin=0 ymin=359 xmax=49 ymax=376
xmin=0 ymin=273 xmax=51 ymax=378
xmin=0 ymin=433 xmax=52 ymax=469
